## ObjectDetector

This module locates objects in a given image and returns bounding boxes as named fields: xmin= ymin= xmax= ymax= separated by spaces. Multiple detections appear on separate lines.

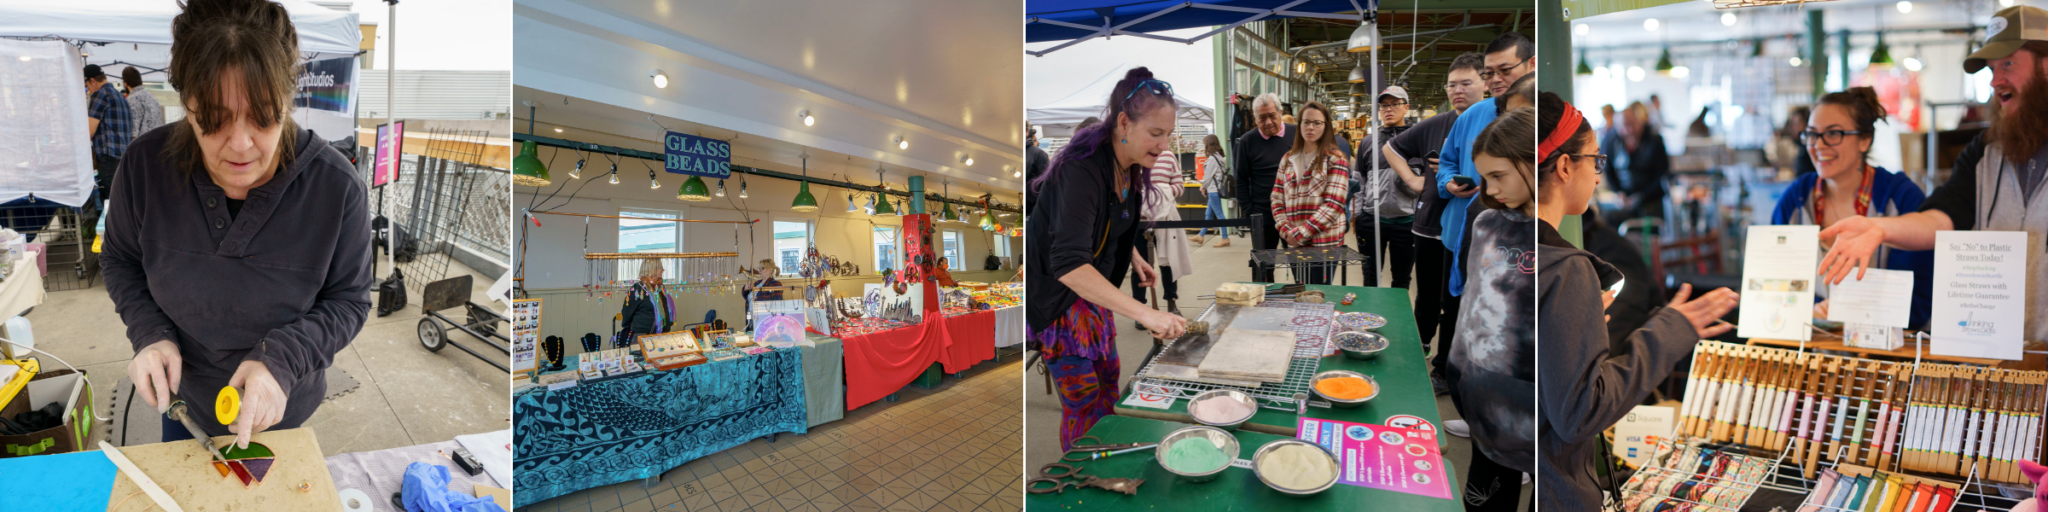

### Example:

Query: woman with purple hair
xmin=1026 ymin=67 xmax=1189 ymax=450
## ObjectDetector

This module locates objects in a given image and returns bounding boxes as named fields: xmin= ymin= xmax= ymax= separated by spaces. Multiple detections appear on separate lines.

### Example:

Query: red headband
xmin=1538 ymin=104 xmax=1585 ymax=163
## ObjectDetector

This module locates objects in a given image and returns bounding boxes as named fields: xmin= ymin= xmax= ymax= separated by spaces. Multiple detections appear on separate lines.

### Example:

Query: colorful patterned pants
xmin=1034 ymin=299 xmax=1121 ymax=452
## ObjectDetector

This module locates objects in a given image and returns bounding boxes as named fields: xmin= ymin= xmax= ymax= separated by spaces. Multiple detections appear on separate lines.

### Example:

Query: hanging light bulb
xmin=1903 ymin=45 xmax=1924 ymax=72
xmin=1576 ymin=49 xmax=1594 ymax=75
xmin=649 ymin=169 xmax=661 ymax=190
xmin=863 ymin=195 xmax=876 ymax=215
xmin=1655 ymin=47 xmax=1676 ymax=75
xmin=1009 ymin=165 xmax=1019 ymax=178
xmin=569 ymin=158 xmax=584 ymax=179
xmin=1870 ymin=33 xmax=1895 ymax=68
xmin=716 ymin=179 xmax=726 ymax=197
xmin=1722 ymin=13 xmax=1737 ymax=26
xmin=847 ymin=190 xmax=860 ymax=213
xmin=608 ymin=163 xmax=619 ymax=185
xmin=1627 ymin=65 xmax=1646 ymax=82
xmin=739 ymin=179 xmax=748 ymax=199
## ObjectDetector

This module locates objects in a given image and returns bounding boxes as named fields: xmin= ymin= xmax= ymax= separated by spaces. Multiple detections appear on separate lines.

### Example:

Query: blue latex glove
xmin=402 ymin=462 xmax=507 ymax=512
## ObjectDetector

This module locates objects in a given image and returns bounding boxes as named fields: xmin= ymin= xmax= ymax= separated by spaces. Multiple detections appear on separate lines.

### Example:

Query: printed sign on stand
xmin=1297 ymin=417 xmax=1453 ymax=500
xmin=373 ymin=121 xmax=405 ymax=188
xmin=1931 ymin=231 xmax=2029 ymax=360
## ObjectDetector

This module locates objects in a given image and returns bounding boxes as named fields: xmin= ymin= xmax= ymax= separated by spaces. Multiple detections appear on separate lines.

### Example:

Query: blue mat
xmin=0 ymin=449 xmax=116 ymax=510
xmin=512 ymin=347 xmax=807 ymax=507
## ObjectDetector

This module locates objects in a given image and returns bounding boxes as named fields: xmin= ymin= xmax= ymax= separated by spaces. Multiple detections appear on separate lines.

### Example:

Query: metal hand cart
xmin=415 ymin=274 xmax=509 ymax=372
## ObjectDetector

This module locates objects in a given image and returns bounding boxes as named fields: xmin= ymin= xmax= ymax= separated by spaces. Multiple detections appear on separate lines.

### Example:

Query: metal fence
xmin=364 ymin=127 xmax=510 ymax=284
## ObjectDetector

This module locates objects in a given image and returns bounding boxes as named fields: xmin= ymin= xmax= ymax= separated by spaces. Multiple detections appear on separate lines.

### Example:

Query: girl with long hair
xmin=1193 ymin=134 xmax=1231 ymax=246
xmin=1445 ymin=106 xmax=1537 ymax=511
xmin=1025 ymin=67 xmax=1189 ymax=450
xmin=1270 ymin=101 xmax=1350 ymax=284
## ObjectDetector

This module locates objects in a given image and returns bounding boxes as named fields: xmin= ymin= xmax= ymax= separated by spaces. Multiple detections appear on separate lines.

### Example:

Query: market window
xmin=941 ymin=230 xmax=963 ymax=270
xmin=772 ymin=220 xmax=810 ymax=277
xmin=617 ymin=208 xmax=682 ymax=280
xmin=993 ymin=234 xmax=1010 ymax=259
xmin=618 ymin=209 xmax=681 ymax=253
xmin=874 ymin=226 xmax=899 ymax=274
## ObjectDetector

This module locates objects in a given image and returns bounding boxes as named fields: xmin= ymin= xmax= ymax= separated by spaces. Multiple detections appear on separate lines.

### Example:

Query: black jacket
xmin=620 ymin=281 xmax=675 ymax=336
xmin=103 ymin=126 xmax=372 ymax=437
xmin=1026 ymin=145 xmax=1050 ymax=215
xmin=1536 ymin=220 xmax=1697 ymax=511
xmin=1027 ymin=146 xmax=1142 ymax=331
xmin=1232 ymin=123 xmax=1297 ymax=212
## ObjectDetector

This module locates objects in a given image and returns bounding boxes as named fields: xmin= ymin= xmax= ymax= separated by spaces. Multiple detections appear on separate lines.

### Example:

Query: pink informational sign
xmin=1297 ymin=417 xmax=1454 ymax=500
xmin=372 ymin=120 xmax=404 ymax=188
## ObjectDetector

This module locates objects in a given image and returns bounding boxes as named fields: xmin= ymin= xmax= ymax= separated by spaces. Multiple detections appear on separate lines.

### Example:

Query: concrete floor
xmin=30 ymin=254 xmax=510 ymax=457
xmin=1021 ymin=229 xmax=1532 ymax=511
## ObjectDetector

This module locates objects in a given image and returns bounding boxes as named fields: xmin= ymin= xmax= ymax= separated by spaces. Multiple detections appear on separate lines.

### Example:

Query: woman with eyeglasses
xmin=1026 ymin=67 xmax=1188 ymax=451
xmin=1271 ymin=101 xmax=1351 ymax=284
xmin=1768 ymin=87 xmax=1934 ymax=329
xmin=1535 ymin=92 xmax=1740 ymax=511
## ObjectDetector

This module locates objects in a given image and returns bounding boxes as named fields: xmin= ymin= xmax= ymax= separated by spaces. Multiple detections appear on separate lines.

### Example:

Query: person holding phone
xmin=1383 ymin=53 xmax=1487 ymax=393
xmin=1534 ymin=92 xmax=1739 ymax=510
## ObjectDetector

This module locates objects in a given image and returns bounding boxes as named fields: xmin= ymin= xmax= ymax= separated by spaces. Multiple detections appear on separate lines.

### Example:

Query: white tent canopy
xmin=1028 ymin=64 xmax=1212 ymax=138
xmin=0 ymin=0 xmax=361 ymax=80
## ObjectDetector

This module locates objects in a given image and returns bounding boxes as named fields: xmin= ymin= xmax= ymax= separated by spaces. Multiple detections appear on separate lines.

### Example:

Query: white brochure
xmin=1931 ymin=231 xmax=2029 ymax=360
xmin=1826 ymin=268 xmax=1915 ymax=328
xmin=1739 ymin=226 xmax=1820 ymax=341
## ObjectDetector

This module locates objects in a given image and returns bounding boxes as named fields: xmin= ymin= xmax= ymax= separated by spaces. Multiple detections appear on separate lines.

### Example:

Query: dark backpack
xmin=375 ymin=267 xmax=407 ymax=317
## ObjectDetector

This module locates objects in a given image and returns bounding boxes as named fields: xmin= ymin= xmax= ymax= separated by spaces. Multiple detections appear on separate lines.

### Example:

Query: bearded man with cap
xmin=1821 ymin=5 xmax=2048 ymax=343
xmin=1354 ymin=85 xmax=1418 ymax=290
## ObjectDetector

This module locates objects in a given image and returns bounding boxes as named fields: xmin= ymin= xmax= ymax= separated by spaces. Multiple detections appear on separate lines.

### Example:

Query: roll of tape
xmin=338 ymin=488 xmax=373 ymax=512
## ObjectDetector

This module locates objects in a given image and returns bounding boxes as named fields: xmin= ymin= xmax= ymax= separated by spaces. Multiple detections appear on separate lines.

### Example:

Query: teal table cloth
xmin=512 ymin=347 xmax=807 ymax=507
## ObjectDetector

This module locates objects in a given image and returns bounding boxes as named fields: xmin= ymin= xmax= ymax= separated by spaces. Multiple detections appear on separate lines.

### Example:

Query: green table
xmin=1024 ymin=415 xmax=1463 ymax=511
xmin=1116 ymin=285 xmax=1448 ymax=449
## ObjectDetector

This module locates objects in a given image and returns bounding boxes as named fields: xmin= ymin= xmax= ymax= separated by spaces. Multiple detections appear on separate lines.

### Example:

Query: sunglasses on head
xmin=1123 ymin=79 xmax=1175 ymax=103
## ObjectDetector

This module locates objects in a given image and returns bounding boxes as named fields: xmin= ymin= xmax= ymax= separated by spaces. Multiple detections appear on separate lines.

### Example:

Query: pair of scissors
xmin=1025 ymin=463 xmax=1143 ymax=495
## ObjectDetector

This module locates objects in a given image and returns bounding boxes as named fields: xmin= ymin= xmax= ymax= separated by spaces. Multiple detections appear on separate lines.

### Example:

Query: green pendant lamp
xmin=873 ymin=192 xmax=896 ymax=216
xmin=790 ymin=154 xmax=819 ymax=212
xmin=1654 ymin=47 xmax=1675 ymax=75
xmin=512 ymin=141 xmax=551 ymax=187
xmin=1870 ymin=33 xmax=1894 ymax=67
xmin=677 ymin=175 xmax=712 ymax=201
xmin=1576 ymin=50 xmax=1594 ymax=75
xmin=938 ymin=180 xmax=959 ymax=222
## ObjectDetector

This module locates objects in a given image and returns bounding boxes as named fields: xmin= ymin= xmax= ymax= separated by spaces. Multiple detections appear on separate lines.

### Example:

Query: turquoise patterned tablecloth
xmin=512 ymin=347 xmax=808 ymax=507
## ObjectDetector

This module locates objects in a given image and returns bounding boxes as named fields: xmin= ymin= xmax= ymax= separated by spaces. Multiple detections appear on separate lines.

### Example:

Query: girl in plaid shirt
xmin=1270 ymin=101 xmax=1350 ymax=283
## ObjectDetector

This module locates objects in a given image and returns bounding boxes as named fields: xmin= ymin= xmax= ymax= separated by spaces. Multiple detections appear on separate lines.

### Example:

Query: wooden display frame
xmin=511 ymin=298 xmax=543 ymax=380
xmin=636 ymin=331 xmax=706 ymax=371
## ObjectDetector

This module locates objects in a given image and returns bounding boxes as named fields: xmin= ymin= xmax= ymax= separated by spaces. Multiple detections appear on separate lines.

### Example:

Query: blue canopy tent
xmin=1026 ymin=0 xmax=1370 ymax=55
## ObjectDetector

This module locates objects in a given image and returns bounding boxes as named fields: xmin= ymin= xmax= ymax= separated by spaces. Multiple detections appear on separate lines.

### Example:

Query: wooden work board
xmin=104 ymin=427 xmax=340 ymax=512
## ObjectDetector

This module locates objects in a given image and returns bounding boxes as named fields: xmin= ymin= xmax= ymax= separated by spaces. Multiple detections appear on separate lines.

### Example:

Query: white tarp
xmin=0 ymin=40 xmax=97 ymax=207
xmin=1027 ymin=64 xmax=1213 ymax=138
xmin=0 ymin=0 xmax=361 ymax=81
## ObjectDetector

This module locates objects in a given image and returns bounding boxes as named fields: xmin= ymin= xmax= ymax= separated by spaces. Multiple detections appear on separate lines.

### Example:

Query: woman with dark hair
xmin=1027 ymin=67 xmax=1188 ymax=451
xmin=1536 ymin=91 xmax=1739 ymax=510
xmin=1270 ymin=101 xmax=1350 ymax=284
xmin=1446 ymin=104 xmax=1537 ymax=512
xmin=1192 ymin=134 xmax=1230 ymax=246
xmin=1770 ymin=87 xmax=1933 ymax=329
xmin=107 ymin=0 xmax=373 ymax=448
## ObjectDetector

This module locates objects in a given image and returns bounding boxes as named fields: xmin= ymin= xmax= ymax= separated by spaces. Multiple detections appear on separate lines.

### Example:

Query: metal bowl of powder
xmin=1310 ymin=370 xmax=1378 ymax=409
xmin=1333 ymin=331 xmax=1388 ymax=360
xmin=1157 ymin=425 xmax=1239 ymax=483
xmin=1188 ymin=389 xmax=1257 ymax=431
xmin=1251 ymin=439 xmax=1340 ymax=496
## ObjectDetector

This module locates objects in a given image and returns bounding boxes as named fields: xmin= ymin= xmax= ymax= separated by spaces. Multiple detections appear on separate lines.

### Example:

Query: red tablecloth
xmin=840 ymin=310 xmax=998 ymax=410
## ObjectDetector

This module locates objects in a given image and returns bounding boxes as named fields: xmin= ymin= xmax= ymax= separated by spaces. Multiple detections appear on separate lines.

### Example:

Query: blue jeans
xmin=1197 ymin=192 xmax=1228 ymax=239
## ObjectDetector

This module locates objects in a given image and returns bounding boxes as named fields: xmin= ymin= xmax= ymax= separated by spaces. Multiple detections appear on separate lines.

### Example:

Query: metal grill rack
xmin=379 ymin=126 xmax=502 ymax=284
xmin=1130 ymin=299 xmax=1332 ymax=411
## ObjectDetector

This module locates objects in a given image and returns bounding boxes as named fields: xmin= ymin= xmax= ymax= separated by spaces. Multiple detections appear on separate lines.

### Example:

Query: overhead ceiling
xmin=1281 ymin=11 xmax=1532 ymax=110
xmin=515 ymin=85 xmax=1021 ymax=201
xmin=512 ymin=0 xmax=1023 ymax=192
xmin=1570 ymin=0 xmax=1991 ymax=50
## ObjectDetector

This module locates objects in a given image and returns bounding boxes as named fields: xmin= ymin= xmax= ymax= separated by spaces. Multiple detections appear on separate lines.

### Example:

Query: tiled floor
xmin=519 ymin=356 xmax=1026 ymax=512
